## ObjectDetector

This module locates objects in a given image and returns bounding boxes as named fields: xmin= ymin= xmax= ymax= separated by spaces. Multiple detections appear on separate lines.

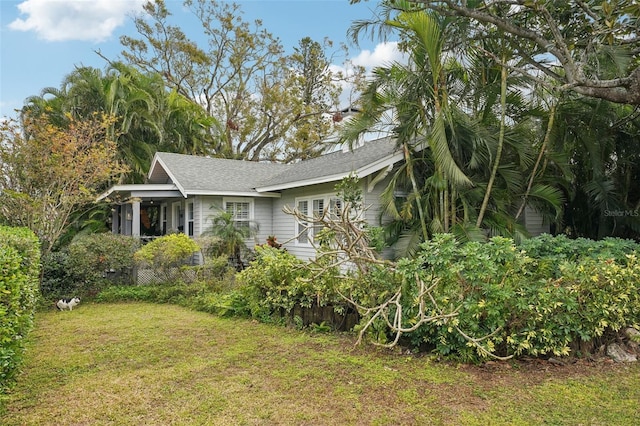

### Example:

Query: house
xmin=99 ymin=137 xmax=549 ymax=261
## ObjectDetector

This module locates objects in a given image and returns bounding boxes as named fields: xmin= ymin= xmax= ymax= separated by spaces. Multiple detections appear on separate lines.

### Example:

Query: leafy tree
xmin=120 ymin=0 xmax=362 ymax=162
xmin=352 ymin=0 xmax=640 ymax=105
xmin=0 ymin=113 xmax=128 ymax=255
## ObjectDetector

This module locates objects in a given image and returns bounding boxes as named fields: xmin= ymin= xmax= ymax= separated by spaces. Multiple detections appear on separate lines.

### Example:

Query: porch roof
xmin=97 ymin=184 xmax=182 ymax=201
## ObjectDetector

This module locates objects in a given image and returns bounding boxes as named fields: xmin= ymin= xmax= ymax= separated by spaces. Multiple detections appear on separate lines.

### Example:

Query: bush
xmin=233 ymin=246 xmax=352 ymax=323
xmin=134 ymin=234 xmax=200 ymax=283
xmin=234 ymin=246 xmax=312 ymax=321
xmin=520 ymin=234 xmax=640 ymax=277
xmin=193 ymin=255 xmax=236 ymax=287
xmin=66 ymin=233 xmax=139 ymax=295
xmin=361 ymin=234 xmax=640 ymax=362
xmin=0 ymin=226 xmax=40 ymax=393
xmin=41 ymin=233 xmax=139 ymax=299
xmin=40 ymin=250 xmax=73 ymax=299
xmin=96 ymin=282 xmax=210 ymax=305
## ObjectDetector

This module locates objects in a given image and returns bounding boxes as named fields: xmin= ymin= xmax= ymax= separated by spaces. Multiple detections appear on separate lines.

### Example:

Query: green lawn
xmin=3 ymin=302 xmax=639 ymax=425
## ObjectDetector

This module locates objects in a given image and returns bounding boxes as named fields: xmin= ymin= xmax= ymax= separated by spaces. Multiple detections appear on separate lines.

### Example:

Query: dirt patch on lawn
xmin=458 ymin=354 xmax=633 ymax=386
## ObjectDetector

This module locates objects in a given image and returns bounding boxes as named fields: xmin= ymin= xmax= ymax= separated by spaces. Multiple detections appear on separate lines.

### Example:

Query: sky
xmin=0 ymin=0 xmax=403 ymax=119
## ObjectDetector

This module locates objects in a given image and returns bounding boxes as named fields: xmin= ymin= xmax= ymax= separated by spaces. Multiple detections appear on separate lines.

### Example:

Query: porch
xmin=100 ymin=184 xmax=185 ymax=239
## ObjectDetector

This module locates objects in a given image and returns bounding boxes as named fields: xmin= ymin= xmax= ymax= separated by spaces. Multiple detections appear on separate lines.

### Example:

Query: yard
xmin=2 ymin=302 xmax=639 ymax=425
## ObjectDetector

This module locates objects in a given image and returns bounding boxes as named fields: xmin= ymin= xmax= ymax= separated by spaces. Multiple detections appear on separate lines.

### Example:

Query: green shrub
xmin=97 ymin=281 xmax=212 ymax=306
xmin=234 ymin=246 xmax=312 ymax=321
xmin=190 ymin=290 xmax=252 ymax=318
xmin=134 ymin=234 xmax=200 ymax=283
xmin=386 ymin=235 xmax=528 ymax=361
xmin=41 ymin=234 xmax=139 ymax=299
xmin=64 ymin=233 xmax=139 ymax=296
xmin=0 ymin=226 xmax=40 ymax=393
xmin=235 ymin=245 xmax=356 ymax=322
xmin=520 ymin=234 xmax=640 ymax=277
xmin=96 ymin=285 xmax=158 ymax=303
xmin=361 ymin=234 xmax=640 ymax=362
xmin=193 ymin=255 xmax=235 ymax=285
xmin=40 ymin=250 xmax=73 ymax=298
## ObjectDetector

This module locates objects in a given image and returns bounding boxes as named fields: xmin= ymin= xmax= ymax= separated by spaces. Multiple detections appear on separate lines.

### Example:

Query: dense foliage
xmin=352 ymin=0 xmax=640 ymax=105
xmin=232 ymin=246 xmax=350 ymax=322
xmin=0 ymin=226 xmax=40 ymax=393
xmin=23 ymin=62 xmax=215 ymax=183
xmin=0 ymin=113 xmax=128 ymax=255
xmin=94 ymin=231 xmax=640 ymax=362
xmin=134 ymin=234 xmax=201 ymax=282
xmin=366 ymin=234 xmax=640 ymax=361
xmin=41 ymin=234 xmax=139 ymax=299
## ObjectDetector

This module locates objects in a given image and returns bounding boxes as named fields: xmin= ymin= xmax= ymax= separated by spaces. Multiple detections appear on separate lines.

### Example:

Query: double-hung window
xmin=172 ymin=202 xmax=184 ymax=232
xmin=295 ymin=195 xmax=344 ymax=245
xmin=187 ymin=202 xmax=194 ymax=236
xmin=224 ymin=198 xmax=252 ymax=231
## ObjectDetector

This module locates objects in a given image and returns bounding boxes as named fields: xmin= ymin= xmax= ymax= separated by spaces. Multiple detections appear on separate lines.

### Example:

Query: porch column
xmin=111 ymin=206 xmax=120 ymax=234
xmin=131 ymin=197 xmax=141 ymax=237
xmin=121 ymin=205 xmax=131 ymax=235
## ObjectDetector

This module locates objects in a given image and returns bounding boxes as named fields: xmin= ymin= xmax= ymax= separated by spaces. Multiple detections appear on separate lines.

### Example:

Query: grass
xmin=2 ymin=302 xmax=639 ymax=425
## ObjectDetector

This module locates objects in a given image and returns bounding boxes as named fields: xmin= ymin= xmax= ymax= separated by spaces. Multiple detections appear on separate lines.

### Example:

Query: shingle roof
xmin=150 ymin=137 xmax=401 ymax=195
xmin=152 ymin=153 xmax=289 ymax=195
xmin=258 ymin=137 xmax=400 ymax=190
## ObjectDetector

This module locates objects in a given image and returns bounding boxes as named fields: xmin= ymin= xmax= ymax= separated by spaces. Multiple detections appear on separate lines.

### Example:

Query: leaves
xmin=0 ymin=113 xmax=128 ymax=254
xmin=121 ymin=0 xmax=359 ymax=162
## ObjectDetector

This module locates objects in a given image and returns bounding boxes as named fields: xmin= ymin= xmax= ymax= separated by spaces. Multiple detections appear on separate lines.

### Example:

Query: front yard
xmin=2 ymin=302 xmax=639 ymax=425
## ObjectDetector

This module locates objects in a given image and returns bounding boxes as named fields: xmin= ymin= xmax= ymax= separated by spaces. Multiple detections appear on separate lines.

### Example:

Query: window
xmin=161 ymin=205 xmax=167 ymax=235
xmin=295 ymin=195 xmax=343 ymax=245
xmin=312 ymin=199 xmax=324 ymax=237
xmin=223 ymin=198 xmax=252 ymax=231
xmin=329 ymin=198 xmax=343 ymax=219
xmin=187 ymin=202 xmax=194 ymax=236
xmin=297 ymin=200 xmax=309 ymax=244
xmin=172 ymin=202 xmax=183 ymax=232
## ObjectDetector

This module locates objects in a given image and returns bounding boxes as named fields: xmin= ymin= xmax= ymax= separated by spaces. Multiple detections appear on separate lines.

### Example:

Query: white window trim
xmin=294 ymin=194 xmax=343 ymax=246
xmin=160 ymin=204 xmax=167 ymax=234
xmin=223 ymin=197 xmax=254 ymax=228
xmin=172 ymin=201 xmax=183 ymax=232
xmin=186 ymin=201 xmax=195 ymax=236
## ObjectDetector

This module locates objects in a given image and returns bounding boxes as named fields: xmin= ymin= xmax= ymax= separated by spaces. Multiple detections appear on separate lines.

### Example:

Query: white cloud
xmin=8 ymin=0 xmax=146 ymax=42
xmin=351 ymin=42 xmax=407 ymax=69
xmin=328 ymin=42 xmax=408 ymax=109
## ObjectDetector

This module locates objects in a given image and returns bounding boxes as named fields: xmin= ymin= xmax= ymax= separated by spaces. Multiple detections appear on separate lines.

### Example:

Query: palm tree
xmin=344 ymin=4 xmax=564 ymax=255
xmin=346 ymin=10 xmax=475 ymax=244
xmin=22 ymin=63 xmax=217 ymax=183
xmin=553 ymin=97 xmax=640 ymax=239
xmin=203 ymin=211 xmax=258 ymax=270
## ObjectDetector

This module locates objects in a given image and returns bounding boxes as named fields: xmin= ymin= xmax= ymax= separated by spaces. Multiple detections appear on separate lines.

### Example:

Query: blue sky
xmin=0 ymin=0 xmax=402 ymax=119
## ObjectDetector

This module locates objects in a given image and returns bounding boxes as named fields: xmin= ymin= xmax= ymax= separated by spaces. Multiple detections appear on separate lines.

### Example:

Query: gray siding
xmin=524 ymin=205 xmax=550 ymax=236
xmin=253 ymin=197 xmax=274 ymax=246
xmin=196 ymin=195 xmax=223 ymax=236
xmin=273 ymin=180 xmax=390 ymax=261
xmin=196 ymin=195 xmax=272 ymax=248
xmin=273 ymin=184 xmax=335 ymax=261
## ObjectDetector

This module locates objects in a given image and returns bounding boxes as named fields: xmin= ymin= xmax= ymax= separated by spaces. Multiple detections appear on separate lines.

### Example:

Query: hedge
xmin=0 ymin=226 xmax=40 ymax=393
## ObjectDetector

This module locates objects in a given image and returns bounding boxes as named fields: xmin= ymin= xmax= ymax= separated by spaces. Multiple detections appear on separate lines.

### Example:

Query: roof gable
xmin=149 ymin=152 xmax=289 ymax=197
